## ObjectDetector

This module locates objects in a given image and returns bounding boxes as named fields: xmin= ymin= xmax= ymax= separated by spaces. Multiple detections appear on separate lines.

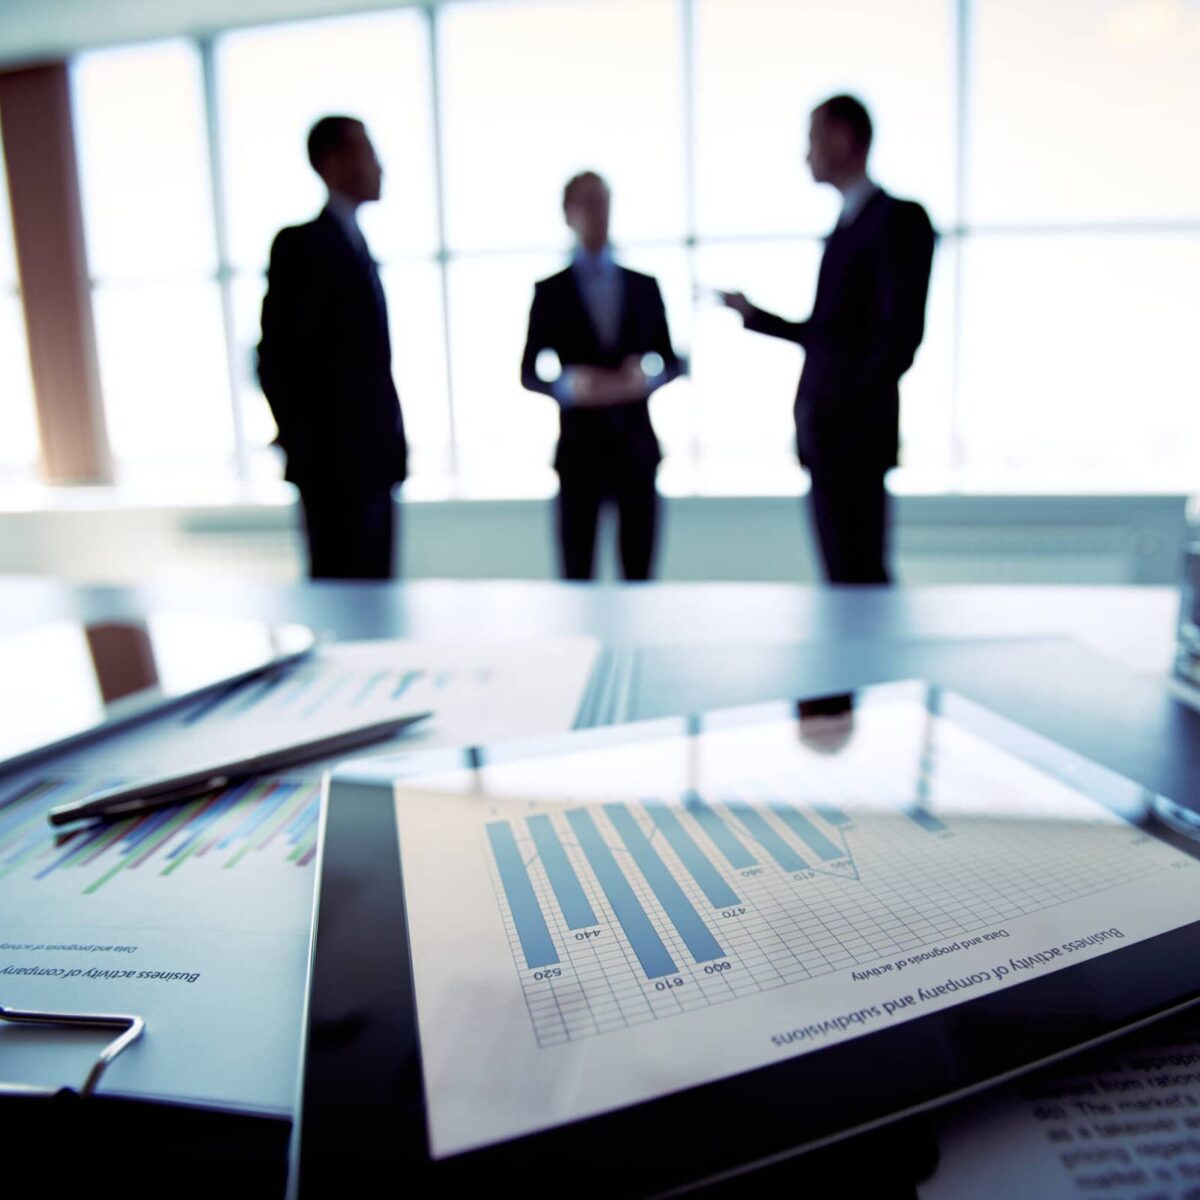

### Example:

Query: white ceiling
xmin=0 ymin=0 xmax=431 ymax=67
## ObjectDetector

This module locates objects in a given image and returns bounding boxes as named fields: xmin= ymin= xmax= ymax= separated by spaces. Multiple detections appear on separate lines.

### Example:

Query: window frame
xmin=52 ymin=0 xmax=1200 ymax=497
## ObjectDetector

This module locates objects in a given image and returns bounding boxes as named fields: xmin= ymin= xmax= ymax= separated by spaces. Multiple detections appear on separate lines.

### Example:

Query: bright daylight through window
xmin=50 ymin=0 xmax=1200 ymax=496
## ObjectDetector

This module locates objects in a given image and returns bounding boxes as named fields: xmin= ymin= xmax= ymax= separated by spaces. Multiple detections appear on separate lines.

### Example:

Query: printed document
xmin=0 ymin=637 xmax=599 ymax=1113
xmin=921 ymin=1012 xmax=1200 ymax=1200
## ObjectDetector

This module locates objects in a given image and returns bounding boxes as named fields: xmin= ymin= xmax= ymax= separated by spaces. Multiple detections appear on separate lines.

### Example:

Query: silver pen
xmin=47 ymin=712 xmax=431 ymax=827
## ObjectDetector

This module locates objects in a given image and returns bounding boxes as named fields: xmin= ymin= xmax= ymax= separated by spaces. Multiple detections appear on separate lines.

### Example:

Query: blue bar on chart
xmin=683 ymin=792 xmax=757 ymax=869
xmin=352 ymin=670 xmax=389 ymax=706
xmin=565 ymin=809 xmax=678 ymax=978
xmin=179 ymin=680 xmax=243 ymax=726
xmin=303 ymin=674 xmax=351 ymax=718
xmin=906 ymin=806 xmax=949 ymax=834
xmin=227 ymin=672 xmax=284 ymax=716
xmin=393 ymin=670 xmax=422 ymax=699
xmin=644 ymin=802 xmax=740 ymax=907
xmin=486 ymin=821 xmax=559 ymax=969
xmin=812 ymin=803 xmax=852 ymax=827
xmin=603 ymin=804 xmax=725 ymax=964
xmin=726 ymin=801 xmax=809 ymax=872
xmin=526 ymin=814 xmax=596 ymax=929
xmin=265 ymin=666 xmax=318 ymax=709
xmin=769 ymin=803 xmax=843 ymax=861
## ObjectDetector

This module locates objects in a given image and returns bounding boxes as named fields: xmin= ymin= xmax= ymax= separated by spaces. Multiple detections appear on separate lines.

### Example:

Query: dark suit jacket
xmin=521 ymin=265 xmax=681 ymax=479
xmin=257 ymin=208 xmax=407 ymax=493
xmin=746 ymin=189 xmax=935 ymax=470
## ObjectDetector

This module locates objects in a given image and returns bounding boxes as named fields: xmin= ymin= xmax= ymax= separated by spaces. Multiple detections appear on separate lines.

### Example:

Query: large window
xmin=0 ymin=127 xmax=40 ymax=480
xmin=62 ymin=0 xmax=1200 ymax=495
xmin=438 ymin=0 xmax=687 ymax=492
xmin=72 ymin=40 xmax=234 ymax=483
xmin=216 ymin=10 xmax=446 ymax=480
xmin=693 ymin=0 xmax=955 ymax=238
xmin=961 ymin=0 xmax=1200 ymax=488
xmin=968 ymin=0 xmax=1200 ymax=225
xmin=439 ymin=0 xmax=686 ymax=251
xmin=691 ymin=0 xmax=958 ymax=487
xmin=958 ymin=235 xmax=1200 ymax=488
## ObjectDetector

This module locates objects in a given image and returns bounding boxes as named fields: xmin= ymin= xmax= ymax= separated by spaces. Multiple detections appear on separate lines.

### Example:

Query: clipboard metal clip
xmin=0 ymin=1002 xmax=145 ymax=1097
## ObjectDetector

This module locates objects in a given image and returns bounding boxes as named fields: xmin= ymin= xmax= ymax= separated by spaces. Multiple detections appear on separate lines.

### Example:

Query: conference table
xmin=3 ymin=573 xmax=1193 ymax=784
xmin=2 ymin=576 xmax=1197 ymax=1197
xmin=0 ymin=577 xmax=1181 ymax=668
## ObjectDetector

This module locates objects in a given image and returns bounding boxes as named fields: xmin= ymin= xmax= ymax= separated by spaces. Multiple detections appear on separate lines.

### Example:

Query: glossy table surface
xmin=0 ymin=576 xmax=1180 ymax=675
xmin=5 ymin=576 xmax=1191 ymax=800
xmin=4 ymin=575 xmax=1196 ymax=1199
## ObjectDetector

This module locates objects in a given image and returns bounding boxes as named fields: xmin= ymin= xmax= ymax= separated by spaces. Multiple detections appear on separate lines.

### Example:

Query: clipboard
xmin=295 ymin=680 xmax=1200 ymax=1196
xmin=0 ymin=1002 xmax=290 ymax=1195
xmin=0 ymin=1001 xmax=144 ymax=1097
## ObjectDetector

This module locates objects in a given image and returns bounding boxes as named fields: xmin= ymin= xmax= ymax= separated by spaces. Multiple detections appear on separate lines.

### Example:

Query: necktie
xmin=350 ymin=227 xmax=386 ymax=313
xmin=585 ymin=261 xmax=620 ymax=348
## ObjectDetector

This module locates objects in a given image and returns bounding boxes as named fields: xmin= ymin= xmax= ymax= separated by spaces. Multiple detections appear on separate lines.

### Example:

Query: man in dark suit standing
xmin=521 ymin=171 xmax=682 ymax=582
xmin=257 ymin=116 xmax=407 ymax=580
xmin=723 ymin=95 xmax=934 ymax=584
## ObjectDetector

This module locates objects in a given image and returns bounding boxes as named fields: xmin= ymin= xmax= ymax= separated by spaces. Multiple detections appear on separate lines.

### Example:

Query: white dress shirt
xmin=838 ymin=175 xmax=878 ymax=228
xmin=326 ymin=190 xmax=369 ymax=257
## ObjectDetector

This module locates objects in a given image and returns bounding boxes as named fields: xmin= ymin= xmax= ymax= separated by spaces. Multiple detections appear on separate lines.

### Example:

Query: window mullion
xmin=199 ymin=35 xmax=249 ymax=484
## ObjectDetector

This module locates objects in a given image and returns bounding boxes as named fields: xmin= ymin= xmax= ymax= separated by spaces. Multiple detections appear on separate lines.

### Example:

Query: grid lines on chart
xmin=484 ymin=789 xmax=1175 ymax=1048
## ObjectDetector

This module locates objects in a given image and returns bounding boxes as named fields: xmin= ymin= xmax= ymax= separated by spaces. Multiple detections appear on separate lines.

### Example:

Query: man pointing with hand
xmin=724 ymin=95 xmax=935 ymax=584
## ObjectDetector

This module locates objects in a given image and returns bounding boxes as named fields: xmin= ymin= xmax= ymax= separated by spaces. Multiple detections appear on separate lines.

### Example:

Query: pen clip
xmin=103 ymin=776 xmax=231 ymax=815
xmin=47 ymin=775 xmax=231 ymax=826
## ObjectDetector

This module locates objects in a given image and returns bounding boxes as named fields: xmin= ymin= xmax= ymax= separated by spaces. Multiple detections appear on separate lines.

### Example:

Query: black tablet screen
xmin=380 ymin=685 xmax=1200 ymax=1160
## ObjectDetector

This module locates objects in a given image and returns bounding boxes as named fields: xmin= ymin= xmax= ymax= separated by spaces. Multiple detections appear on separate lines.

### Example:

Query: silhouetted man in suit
xmin=521 ymin=172 xmax=682 ymax=581
xmin=723 ymin=95 xmax=934 ymax=584
xmin=258 ymin=116 xmax=407 ymax=580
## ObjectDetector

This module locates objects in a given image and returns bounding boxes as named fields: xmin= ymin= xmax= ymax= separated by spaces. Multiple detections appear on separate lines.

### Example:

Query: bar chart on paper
xmin=397 ymin=705 xmax=1200 ymax=1160
xmin=48 ymin=638 xmax=602 ymax=785
xmin=0 ymin=771 xmax=321 ymax=1114
xmin=0 ymin=774 xmax=321 ymax=897
xmin=179 ymin=661 xmax=441 ymax=728
xmin=483 ymin=789 xmax=1176 ymax=1048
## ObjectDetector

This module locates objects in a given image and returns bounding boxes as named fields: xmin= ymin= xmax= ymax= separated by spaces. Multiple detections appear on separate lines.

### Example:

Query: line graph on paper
xmin=484 ymin=784 xmax=1175 ymax=1048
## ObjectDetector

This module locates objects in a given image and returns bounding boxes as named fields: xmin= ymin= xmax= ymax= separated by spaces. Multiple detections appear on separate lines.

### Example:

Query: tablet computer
xmin=296 ymin=681 xmax=1200 ymax=1196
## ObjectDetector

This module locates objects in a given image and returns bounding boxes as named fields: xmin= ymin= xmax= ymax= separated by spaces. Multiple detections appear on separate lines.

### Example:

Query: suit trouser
xmin=298 ymin=485 xmax=397 ymax=581
xmin=557 ymin=463 xmax=659 ymax=582
xmin=806 ymin=462 xmax=891 ymax=585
